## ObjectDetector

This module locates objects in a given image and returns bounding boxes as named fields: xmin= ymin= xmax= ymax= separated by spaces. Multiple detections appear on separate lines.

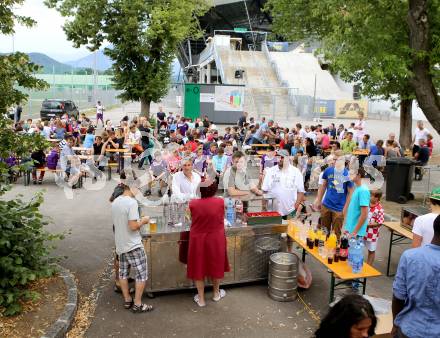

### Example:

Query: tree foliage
xmin=46 ymin=0 xmax=210 ymax=116
xmin=0 ymin=1 xmax=48 ymax=114
xmin=266 ymin=0 xmax=440 ymax=145
xmin=0 ymin=1 xmax=62 ymax=316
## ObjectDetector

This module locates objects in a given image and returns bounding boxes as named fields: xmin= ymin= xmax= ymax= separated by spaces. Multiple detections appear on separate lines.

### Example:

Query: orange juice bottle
xmin=327 ymin=231 xmax=337 ymax=250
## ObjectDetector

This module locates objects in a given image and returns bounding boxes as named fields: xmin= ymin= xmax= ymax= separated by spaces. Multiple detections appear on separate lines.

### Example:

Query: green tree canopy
xmin=46 ymin=0 xmax=209 ymax=116
xmin=0 ymin=1 xmax=47 ymax=114
xmin=266 ymin=0 xmax=440 ymax=147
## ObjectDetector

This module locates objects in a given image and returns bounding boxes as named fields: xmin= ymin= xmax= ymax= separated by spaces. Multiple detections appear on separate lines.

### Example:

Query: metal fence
xmin=19 ymin=74 xmax=122 ymax=119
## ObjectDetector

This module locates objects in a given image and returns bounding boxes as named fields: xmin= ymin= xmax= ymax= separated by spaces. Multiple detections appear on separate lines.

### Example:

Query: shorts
xmin=320 ymin=205 xmax=344 ymax=238
xmin=364 ymin=240 xmax=377 ymax=252
xmin=119 ymin=247 xmax=148 ymax=282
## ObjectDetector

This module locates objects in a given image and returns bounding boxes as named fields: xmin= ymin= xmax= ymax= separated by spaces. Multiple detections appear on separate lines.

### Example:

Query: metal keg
xmin=268 ymin=252 xmax=298 ymax=302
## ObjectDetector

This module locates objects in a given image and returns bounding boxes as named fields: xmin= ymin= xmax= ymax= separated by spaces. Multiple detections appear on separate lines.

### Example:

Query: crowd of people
xmin=8 ymin=104 xmax=439 ymax=336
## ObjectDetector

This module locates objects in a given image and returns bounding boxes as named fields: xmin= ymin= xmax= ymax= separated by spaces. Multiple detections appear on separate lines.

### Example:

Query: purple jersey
xmin=150 ymin=160 xmax=167 ymax=177
xmin=193 ymin=156 xmax=206 ymax=174
xmin=261 ymin=155 xmax=278 ymax=171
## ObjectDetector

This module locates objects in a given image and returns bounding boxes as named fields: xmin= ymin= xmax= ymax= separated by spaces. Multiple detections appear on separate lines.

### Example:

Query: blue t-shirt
xmin=322 ymin=167 xmax=353 ymax=212
xmin=343 ymin=184 xmax=370 ymax=236
xmin=291 ymin=146 xmax=304 ymax=156
xmin=370 ymin=145 xmax=384 ymax=156
xmin=393 ymin=244 xmax=440 ymax=338
xmin=83 ymin=134 xmax=95 ymax=148
xmin=212 ymin=155 xmax=228 ymax=172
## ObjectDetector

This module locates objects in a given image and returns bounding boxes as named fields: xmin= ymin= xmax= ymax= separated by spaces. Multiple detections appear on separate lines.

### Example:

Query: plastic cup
xmin=149 ymin=219 xmax=157 ymax=233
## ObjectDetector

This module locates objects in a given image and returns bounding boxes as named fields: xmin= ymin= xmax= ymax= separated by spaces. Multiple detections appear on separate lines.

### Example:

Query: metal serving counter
xmin=141 ymin=221 xmax=287 ymax=295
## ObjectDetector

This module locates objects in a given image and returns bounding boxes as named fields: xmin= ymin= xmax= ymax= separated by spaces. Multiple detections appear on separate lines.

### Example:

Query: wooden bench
xmin=288 ymin=226 xmax=381 ymax=303
xmin=24 ymin=168 xmax=64 ymax=186
xmin=107 ymin=163 xmax=119 ymax=180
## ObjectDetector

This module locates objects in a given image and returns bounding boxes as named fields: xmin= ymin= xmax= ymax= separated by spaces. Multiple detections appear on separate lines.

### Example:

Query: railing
xmin=213 ymin=43 xmax=226 ymax=84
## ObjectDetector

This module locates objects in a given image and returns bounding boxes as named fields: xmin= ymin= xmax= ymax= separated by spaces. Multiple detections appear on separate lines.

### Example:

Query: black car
xmin=40 ymin=99 xmax=79 ymax=121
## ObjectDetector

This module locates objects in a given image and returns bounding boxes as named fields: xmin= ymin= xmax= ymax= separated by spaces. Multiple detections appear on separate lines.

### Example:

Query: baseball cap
xmin=277 ymin=149 xmax=290 ymax=157
xmin=430 ymin=187 xmax=440 ymax=201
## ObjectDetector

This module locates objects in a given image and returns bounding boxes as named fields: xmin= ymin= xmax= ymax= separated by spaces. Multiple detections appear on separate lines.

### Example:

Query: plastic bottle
xmin=339 ymin=232 xmax=349 ymax=261
xmin=348 ymin=236 xmax=357 ymax=267
xmin=351 ymin=238 xmax=364 ymax=273
xmin=225 ymin=198 xmax=236 ymax=225
xmin=235 ymin=199 xmax=243 ymax=224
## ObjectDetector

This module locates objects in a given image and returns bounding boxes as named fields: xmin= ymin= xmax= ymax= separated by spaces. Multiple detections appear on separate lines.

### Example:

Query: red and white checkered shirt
xmin=364 ymin=203 xmax=384 ymax=242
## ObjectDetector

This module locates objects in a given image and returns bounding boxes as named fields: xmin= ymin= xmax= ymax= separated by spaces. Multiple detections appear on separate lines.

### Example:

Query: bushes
xmin=0 ymin=192 xmax=63 ymax=316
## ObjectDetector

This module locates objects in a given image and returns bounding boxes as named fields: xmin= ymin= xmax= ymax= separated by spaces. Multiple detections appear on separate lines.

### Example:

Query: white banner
xmin=200 ymin=93 xmax=215 ymax=103
xmin=214 ymin=86 xmax=244 ymax=111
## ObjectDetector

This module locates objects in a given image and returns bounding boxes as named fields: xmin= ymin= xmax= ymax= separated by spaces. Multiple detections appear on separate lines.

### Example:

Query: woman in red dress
xmin=187 ymin=180 xmax=229 ymax=307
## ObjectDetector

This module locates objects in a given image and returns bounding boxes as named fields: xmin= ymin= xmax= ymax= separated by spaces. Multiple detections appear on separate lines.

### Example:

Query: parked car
xmin=40 ymin=99 xmax=79 ymax=121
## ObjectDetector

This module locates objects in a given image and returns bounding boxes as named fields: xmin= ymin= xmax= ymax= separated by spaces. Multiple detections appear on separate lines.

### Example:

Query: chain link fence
xmin=20 ymin=74 xmax=122 ymax=119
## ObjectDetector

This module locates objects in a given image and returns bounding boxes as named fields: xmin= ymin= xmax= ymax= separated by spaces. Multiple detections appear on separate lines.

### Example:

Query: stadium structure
xmin=176 ymin=0 xmax=358 ymax=121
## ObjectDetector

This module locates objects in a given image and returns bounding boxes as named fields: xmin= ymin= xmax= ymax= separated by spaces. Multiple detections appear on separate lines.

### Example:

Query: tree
xmin=0 ymin=1 xmax=47 ymax=114
xmin=407 ymin=0 xmax=440 ymax=132
xmin=46 ymin=0 xmax=209 ymax=117
xmin=266 ymin=0 xmax=440 ymax=148
xmin=0 ymin=1 xmax=62 ymax=316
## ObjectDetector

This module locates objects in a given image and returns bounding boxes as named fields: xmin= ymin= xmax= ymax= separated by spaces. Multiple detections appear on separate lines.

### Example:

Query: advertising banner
xmin=214 ymin=86 xmax=244 ymax=112
xmin=314 ymin=99 xmax=335 ymax=118
xmin=335 ymin=99 xmax=368 ymax=118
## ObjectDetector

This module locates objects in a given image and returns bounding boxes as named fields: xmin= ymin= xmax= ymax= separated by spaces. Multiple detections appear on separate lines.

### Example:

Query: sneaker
xmin=38 ymin=179 xmax=43 ymax=185
xmin=158 ymin=190 xmax=163 ymax=197
xmin=33 ymin=180 xmax=37 ymax=185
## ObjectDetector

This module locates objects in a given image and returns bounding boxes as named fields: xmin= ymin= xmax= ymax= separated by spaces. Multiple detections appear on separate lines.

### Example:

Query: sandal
xmin=124 ymin=298 xmax=133 ymax=309
xmin=212 ymin=289 xmax=226 ymax=302
xmin=131 ymin=303 xmax=154 ymax=313
xmin=193 ymin=295 xmax=206 ymax=307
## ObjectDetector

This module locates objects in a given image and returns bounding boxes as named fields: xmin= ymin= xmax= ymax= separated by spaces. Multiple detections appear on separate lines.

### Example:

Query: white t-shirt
xmin=261 ymin=164 xmax=305 ymax=216
xmin=96 ymin=104 xmax=104 ymax=115
xmin=412 ymin=212 xmax=437 ymax=247
xmin=414 ymin=127 xmax=430 ymax=144
xmin=354 ymin=120 xmax=366 ymax=138
xmin=171 ymin=171 xmax=201 ymax=202
xmin=129 ymin=130 xmax=141 ymax=144
xmin=307 ymin=131 xmax=317 ymax=143
xmin=111 ymin=195 xmax=142 ymax=255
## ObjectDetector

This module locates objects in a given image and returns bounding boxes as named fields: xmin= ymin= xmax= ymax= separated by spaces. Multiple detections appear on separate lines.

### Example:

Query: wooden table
xmin=105 ymin=148 xmax=130 ymax=177
xmin=72 ymin=147 xmax=91 ymax=152
xmin=288 ymin=228 xmax=381 ymax=303
xmin=352 ymin=149 xmax=370 ymax=156
xmin=251 ymin=144 xmax=279 ymax=149
xmin=256 ymin=150 xmax=270 ymax=156
xmin=382 ymin=222 xmax=413 ymax=277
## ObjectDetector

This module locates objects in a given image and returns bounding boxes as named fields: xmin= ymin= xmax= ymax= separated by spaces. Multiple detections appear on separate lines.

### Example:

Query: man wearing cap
xmin=313 ymin=150 xmax=354 ymax=237
xmin=412 ymin=187 xmax=440 ymax=248
xmin=262 ymin=149 xmax=305 ymax=218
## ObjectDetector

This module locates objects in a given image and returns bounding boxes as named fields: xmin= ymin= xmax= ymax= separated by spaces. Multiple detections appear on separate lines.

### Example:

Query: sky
xmin=0 ymin=0 xmax=90 ymax=62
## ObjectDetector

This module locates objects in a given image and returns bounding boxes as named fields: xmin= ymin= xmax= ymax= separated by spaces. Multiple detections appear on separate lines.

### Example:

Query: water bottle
xmin=351 ymin=239 xmax=364 ymax=274
xmin=348 ymin=236 xmax=357 ymax=267
xmin=225 ymin=198 xmax=236 ymax=225
xmin=235 ymin=199 xmax=243 ymax=224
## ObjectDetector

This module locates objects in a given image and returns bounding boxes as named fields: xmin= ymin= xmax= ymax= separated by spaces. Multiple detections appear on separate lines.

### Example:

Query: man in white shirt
xmin=413 ymin=120 xmax=430 ymax=144
xmin=96 ymin=100 xmax=105 ymax=127
xmin=111 ymin=182 xmax=152 ymax=313
xmin=412 ymin=187 xmax=440 ymax=247
xmin=171 ymin=157 xmax=201 ymax=202
xmin=295 ymin=123 xmax=308 ymax=140
xmin=262 ymin=149 xmax=305 ymax=218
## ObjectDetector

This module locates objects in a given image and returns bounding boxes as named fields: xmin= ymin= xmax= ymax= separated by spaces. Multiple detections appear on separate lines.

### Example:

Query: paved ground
xmin=6 ymin=103 xmax=440 ymax=337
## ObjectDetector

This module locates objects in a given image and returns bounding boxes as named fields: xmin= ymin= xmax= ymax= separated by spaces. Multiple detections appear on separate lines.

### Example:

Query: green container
xmin=246 ymin=216 xmax=283 ymax=226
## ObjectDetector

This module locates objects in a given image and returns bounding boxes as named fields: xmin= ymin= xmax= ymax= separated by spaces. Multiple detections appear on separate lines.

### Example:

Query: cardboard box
xmin=373 ymin=312 xmax=393 ymax=338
